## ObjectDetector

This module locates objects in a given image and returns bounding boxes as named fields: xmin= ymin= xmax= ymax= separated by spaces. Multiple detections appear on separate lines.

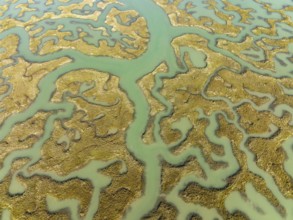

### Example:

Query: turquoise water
xmin=0 ymin=0 xmax=293 ymax=219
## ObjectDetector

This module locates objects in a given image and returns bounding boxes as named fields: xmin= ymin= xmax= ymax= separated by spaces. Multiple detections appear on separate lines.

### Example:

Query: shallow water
xmin=0 ymin=0 xmax=293 ymax=219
